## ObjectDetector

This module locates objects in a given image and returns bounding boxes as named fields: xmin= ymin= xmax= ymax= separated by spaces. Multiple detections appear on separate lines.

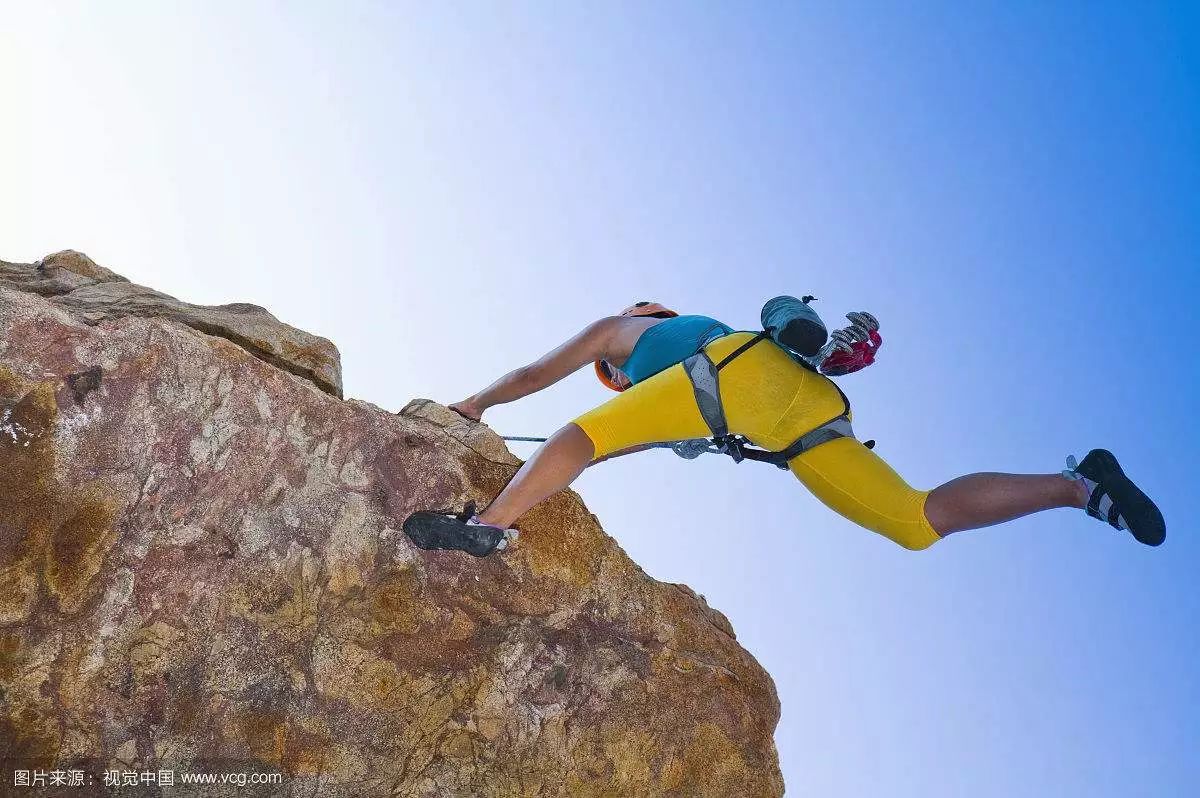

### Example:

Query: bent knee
xmin=888 ymin=524 xmax=941 ymax=551
xmin=872 ymin=492 xmax=941 ymax=551
xmin=876 ymin=495 xmax=941 ymax=551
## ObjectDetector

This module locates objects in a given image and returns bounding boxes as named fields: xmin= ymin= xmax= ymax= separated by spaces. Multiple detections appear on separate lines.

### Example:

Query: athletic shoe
xmin=1063 ymin=449 xmax=1165 ymax=546
xmin=403 ymin=502 xmax=518 ymax=557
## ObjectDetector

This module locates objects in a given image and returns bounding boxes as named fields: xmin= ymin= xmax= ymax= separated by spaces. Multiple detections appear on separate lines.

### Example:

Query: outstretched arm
xmin=451 ymin=317 xmax=622 ymax=420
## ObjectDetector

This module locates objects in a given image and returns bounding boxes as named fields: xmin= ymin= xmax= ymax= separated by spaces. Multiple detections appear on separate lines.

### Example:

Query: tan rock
xmin=0 ymin=252 xmax=784 ymax=796
xmin=1 ymin=251 xmax=342 ymax=398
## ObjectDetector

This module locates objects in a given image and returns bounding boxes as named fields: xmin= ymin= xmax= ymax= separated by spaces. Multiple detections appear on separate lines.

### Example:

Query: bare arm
xmin=451 ymin=317 xmax=624 ymax=420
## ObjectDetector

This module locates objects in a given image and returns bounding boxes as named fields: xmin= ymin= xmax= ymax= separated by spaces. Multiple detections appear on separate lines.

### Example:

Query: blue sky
xmin=3 ymin=3 xmax=1197 ymax=794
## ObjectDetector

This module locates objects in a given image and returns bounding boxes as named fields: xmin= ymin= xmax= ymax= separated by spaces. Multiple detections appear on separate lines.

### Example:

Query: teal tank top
xmin=618 ymin=315 xmax=734 ymax=386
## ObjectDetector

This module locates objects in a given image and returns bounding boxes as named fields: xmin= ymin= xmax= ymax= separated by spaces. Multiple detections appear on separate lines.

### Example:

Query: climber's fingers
xmin=449 ymin=401 xmax=482 ymax=422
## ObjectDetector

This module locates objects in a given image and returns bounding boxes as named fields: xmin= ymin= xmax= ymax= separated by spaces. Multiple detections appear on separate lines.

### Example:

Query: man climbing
xmin=404 ymin=301 xmax=1165 ymax=556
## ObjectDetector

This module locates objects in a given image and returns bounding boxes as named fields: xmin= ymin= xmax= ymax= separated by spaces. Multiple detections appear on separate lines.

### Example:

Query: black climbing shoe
xmin=1064 ymin=449 xmax=1165 ymax=546
xmin=403 ymin=503 xmax=518 ymax=557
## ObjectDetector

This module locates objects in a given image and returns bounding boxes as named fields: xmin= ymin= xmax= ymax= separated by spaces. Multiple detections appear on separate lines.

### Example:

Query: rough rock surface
xmin=1 ymin=251 xmax=342 ymax=398
xmin=0 ymin=253 xmax=783 ymax=797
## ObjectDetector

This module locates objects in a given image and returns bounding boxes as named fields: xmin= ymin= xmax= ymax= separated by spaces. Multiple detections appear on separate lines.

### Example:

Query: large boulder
xmin=0 ymin=253 xmax=783 ymax=797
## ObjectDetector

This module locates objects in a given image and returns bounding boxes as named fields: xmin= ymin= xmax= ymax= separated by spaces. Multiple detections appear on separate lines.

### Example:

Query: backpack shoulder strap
xmin=714 ymin=330 xmax=770 ymax=370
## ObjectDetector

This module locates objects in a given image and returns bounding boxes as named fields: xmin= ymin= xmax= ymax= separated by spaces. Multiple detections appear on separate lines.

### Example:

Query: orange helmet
xmin=594 ymin=301 xmax=679 ymax=391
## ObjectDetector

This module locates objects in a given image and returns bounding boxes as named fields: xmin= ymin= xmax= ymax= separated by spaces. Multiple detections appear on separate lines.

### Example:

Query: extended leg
xmin=789 ymin=439 xmax=1085 ymax=548
xmin=482 ymin=359 xmax=713 ymax=529
xmin=924 ymin=472 xmax=1087 ymax=536
xmin=478 ymin=423 xmax=595 ymax=528
xmin=793 ymin=438 xmax=1163 ymax=548
xmin=407 ymin=362 xmax=711 ymax=554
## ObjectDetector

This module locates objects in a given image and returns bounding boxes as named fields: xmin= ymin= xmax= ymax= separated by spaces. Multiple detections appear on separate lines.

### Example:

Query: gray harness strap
xmin=682 ymin=351 xmax=729 ymax=438
xmin=775 ymin=415 xmax=855 ymax=460
xmin=682 ymin=335 xmax=857 ymax=465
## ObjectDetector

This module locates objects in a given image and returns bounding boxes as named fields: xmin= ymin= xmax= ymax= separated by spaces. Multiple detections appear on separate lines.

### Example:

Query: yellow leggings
xmin=573 ymin=332 xmax=941 ymax=550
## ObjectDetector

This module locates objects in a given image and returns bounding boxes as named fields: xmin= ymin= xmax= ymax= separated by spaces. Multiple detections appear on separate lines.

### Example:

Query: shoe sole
xmin=1081 ymin=449 xmax=1166 ymax=547
xmin=403 ymin=512 xmax=505 ymax=557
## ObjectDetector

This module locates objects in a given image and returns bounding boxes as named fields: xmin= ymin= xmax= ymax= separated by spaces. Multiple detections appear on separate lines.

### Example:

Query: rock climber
xmin=404 ymin=301 xmax=1165 ymax=556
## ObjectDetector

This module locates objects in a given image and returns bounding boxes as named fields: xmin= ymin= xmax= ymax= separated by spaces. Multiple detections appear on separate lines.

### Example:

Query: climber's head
xmin=594 ymin=301 xmax=679 ymax=392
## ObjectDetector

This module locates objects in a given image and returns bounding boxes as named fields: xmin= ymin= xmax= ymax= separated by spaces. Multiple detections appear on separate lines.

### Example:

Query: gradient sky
xmin=3 ymin=3 xmax=1197 ymax=795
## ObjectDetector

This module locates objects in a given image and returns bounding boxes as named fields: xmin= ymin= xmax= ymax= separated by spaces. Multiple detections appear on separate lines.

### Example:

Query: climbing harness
xmin=503 ymin=425 xmax=875 ymax=470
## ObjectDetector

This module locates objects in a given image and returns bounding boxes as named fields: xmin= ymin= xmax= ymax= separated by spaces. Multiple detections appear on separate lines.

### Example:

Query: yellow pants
xmin=573 ymin=332 xmax=941 ymax=550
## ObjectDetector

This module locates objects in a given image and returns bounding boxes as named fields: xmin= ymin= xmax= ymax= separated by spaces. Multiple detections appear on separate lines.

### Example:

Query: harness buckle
xmin=714 ymin=435 xmax=747 ymax=463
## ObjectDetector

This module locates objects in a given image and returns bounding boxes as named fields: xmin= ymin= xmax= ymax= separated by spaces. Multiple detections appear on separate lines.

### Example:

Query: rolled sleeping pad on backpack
xmin=761 ymin=295 xmax=828 ymax=357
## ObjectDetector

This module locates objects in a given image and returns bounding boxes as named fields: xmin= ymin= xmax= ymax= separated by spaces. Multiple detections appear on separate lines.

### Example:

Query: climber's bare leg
xmin=478 ymin=423 xmax=595 ymax=528
xmin=925 ymin=472 xmax=1088 ymax=536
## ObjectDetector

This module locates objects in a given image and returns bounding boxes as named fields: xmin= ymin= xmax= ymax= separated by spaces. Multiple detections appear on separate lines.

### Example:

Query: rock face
xmin=0 ymin=254 xmax=783 ymax=797
xmin=1 ymin=251 xmax=342 ymax=399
